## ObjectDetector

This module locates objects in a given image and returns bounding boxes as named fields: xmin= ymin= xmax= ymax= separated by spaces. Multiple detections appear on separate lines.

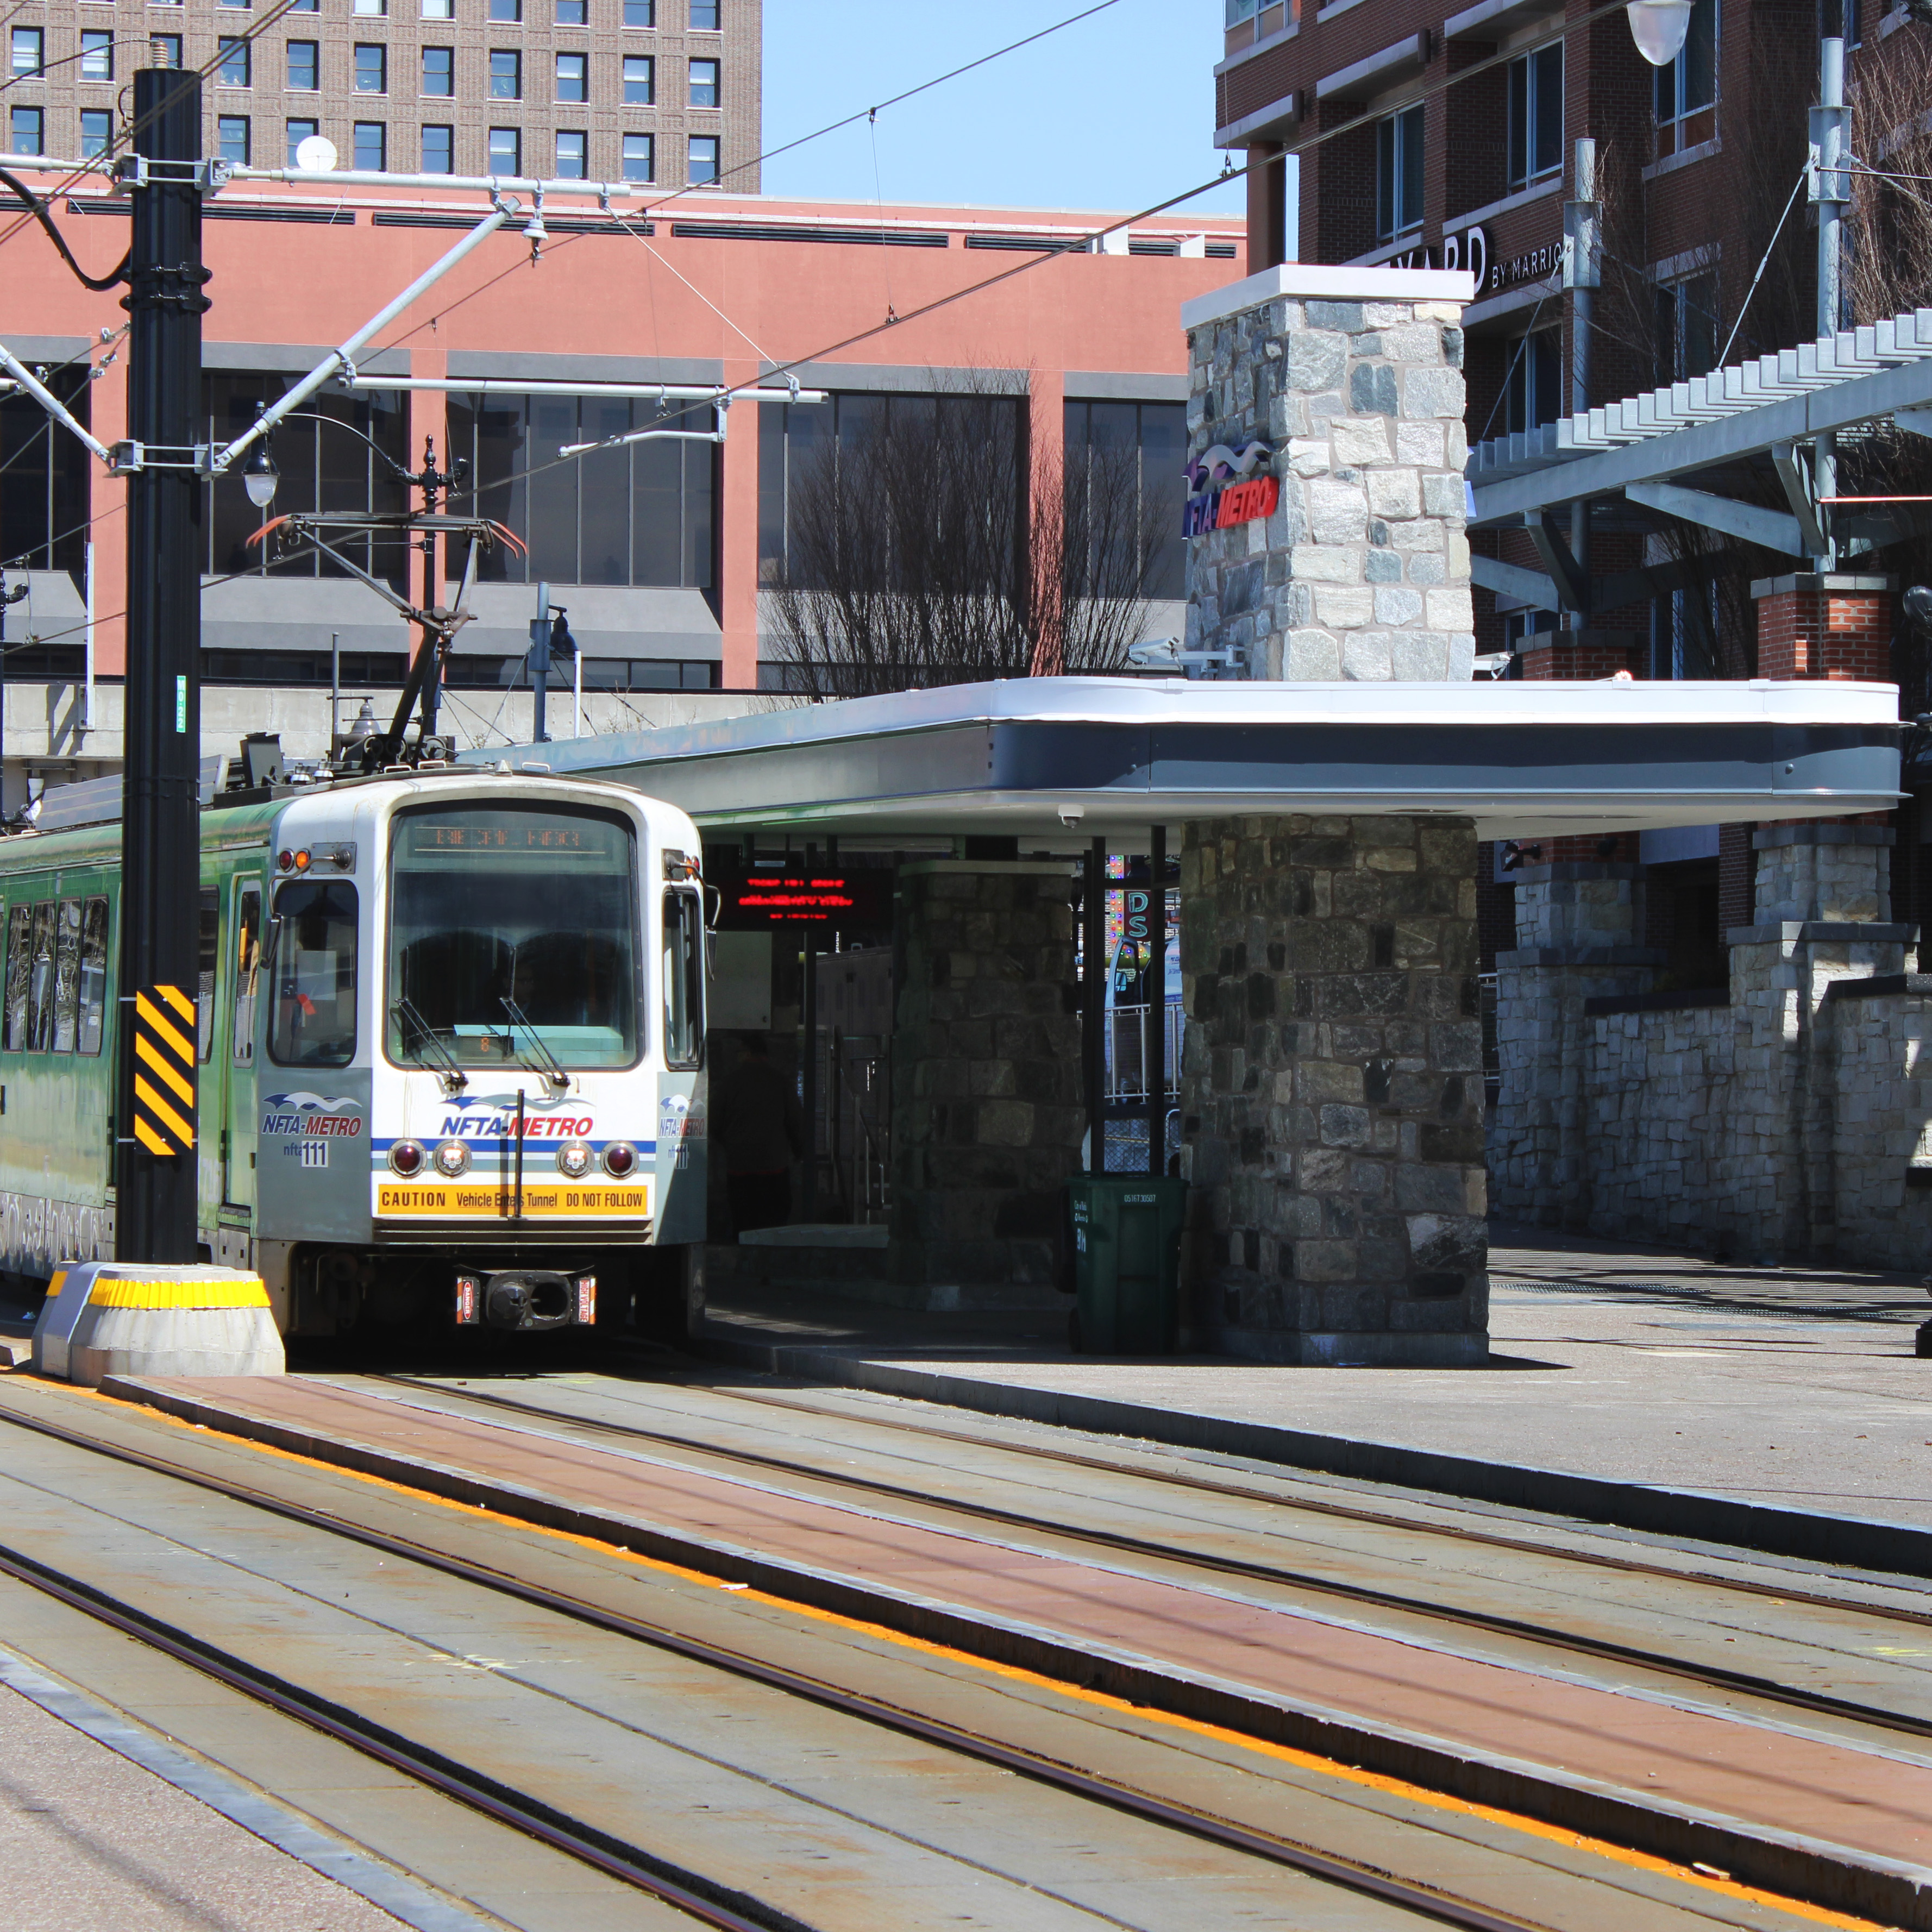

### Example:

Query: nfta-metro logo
xmin=1182 ymin=442 xmax=1278 ymax=538
xmin=261 ymin=1093 xmax=365 ymax=1137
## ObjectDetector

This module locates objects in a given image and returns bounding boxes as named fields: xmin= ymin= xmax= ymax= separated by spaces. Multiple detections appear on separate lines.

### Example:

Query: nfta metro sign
xmin=716 ymin=868 xmax=892 ymax=930
xmin=1182 ymin=441 xmax=1278 ymax=537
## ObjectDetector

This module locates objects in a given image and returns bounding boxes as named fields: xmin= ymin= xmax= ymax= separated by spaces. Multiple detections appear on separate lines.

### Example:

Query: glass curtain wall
xmin=1062 ymin=399 xmax=1185 ymax=601
xmin=203 ymin=374 xmax=409 ymax=587
xmin=447 ymin=392 xmax=715 ymax=591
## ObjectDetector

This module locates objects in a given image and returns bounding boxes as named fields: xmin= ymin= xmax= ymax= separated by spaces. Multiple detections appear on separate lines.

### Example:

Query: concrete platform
xmin=695 ymin=1221 xmax=1932 ymax=1574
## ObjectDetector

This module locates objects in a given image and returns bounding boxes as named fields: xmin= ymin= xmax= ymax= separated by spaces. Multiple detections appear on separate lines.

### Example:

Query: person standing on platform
xmin=714 ymin=1033 xmax=806 ymax=1235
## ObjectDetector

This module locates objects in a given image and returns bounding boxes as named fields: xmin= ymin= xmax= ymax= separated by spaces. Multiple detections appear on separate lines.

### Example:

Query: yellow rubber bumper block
xmin=33 ymin=1263 xmax=284 ymax=1387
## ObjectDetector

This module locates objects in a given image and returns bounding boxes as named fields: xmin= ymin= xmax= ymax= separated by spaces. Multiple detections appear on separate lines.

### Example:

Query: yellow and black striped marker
xmin=132 ymin=985 xmax=197 ymax=1157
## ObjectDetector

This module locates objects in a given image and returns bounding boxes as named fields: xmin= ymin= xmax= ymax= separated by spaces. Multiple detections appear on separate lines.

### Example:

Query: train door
xmin=225 ymin=877 xmax=262 ymax=1209
xmin=195 ymin=885 xmax=221 ymax=1217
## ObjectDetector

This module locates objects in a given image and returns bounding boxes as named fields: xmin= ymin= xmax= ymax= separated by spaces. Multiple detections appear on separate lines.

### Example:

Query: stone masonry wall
xmin=888 ymin=861 xmax=1084 ymax=1311
xmin=1178 ymin=813 xmax=1488 ymax=1365
xmin=1185 ymin=291 xmax=1476 ymax=681
xmin=1492 ymin=827 xmax=1931 ymax=1268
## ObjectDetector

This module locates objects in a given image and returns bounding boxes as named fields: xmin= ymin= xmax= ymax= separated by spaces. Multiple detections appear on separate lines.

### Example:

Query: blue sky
xmin=760 ymin=1 xmax=1258 ymax=221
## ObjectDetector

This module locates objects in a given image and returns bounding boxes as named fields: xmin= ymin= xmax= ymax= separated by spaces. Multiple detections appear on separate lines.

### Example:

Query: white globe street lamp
xmin=242 ymin=441 xmax=279 ymax=507
xmin=1626 ymin=0 xmax=1693 ymax=64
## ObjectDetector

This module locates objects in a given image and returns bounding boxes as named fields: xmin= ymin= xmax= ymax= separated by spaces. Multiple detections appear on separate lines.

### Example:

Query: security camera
xmin=1057 ymin=806 xmax=1084 ymax=829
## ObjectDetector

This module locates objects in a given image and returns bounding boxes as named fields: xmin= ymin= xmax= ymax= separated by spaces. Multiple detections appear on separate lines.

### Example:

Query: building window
xmin=623 ymin=54 xmax=653 ymax=102
xmin=422 ymin=46 xmax=453 ymax=94
xmin=206 ymin=375 xmax=409 ymax=587
xmin=1376 ymin=103 xmax=1423 ymax=242
xmin=80 ymin=109 xmax=112 ymax=158
xmin=286 ymin=117 xmax=318 ymax=166
xmin=1655 ymin=0 xmax=1716 ymax=158
xmin=688 ymin=56 xmax=718 ymax=106
xmin=453 ymin=391 xmax=716 ymax=588
xmin=488 ymin=125 xmax=520 ymax=173
xmin=215 ymin=36 xmax=250 ymax=85
xmin=79 ymin=31 xmax=114 ymax=81
xmin=422 ymin=0 xmax=454 ymax=16
xmin=353 ymin=120 xmax=386 ymax=170
xmin=556 ymin=129 xmax=586 ymax=177
xmin=287 ymin=0 xmax=318 ymax=10
xmin=354 ymin=0 xmax=388 ymax=14
xmin=217 ymin=0 xmax=250 ymax=10
xmin=8 ymin=28 xmax=39 ymax=76
xmin=149 ymin=34 xmax=183 ymax=68
xmin=217 ymin=116 xmax=250 ymax=165
xmin=0 ymin=364 xmax=89 ymax=585
xmin=354 ymin=43 xmax=386 ymax=92
xmin=490 ymin=48 xmax=521 ymax=97
xmin=690 ymin=0 xmax=718 ymax=24
xmin=556 ymin=50 xmax=587 ymax=101
xmin=490 ymin=0 xmax=522 ymax=20
xmin=1062 ymin=399 xmax=1187 ymax=603
xmin=9 ymin=106 xmax=42 ymax=155
xmin=688 ymin=133 xmax=718 ymax=183
xmin=625 ymin=0 xmax=654 ymax=20
xmin=287 ymin=40 xmax=318 ymax=89
xmin=557 ymin=0 xmax=586 ymax=20
xmin=422 ymin=123 xmax=454 ymax=171
xmin=1507 ymin=41 xmax=1561 ymax=189
xmin=1503 ymin=329 xmax=1560 ymax=434
xmin=1655 ymin=269 xmax=1718 ymax=382
xmin=622 ymin=131 xmax=653 ymax=180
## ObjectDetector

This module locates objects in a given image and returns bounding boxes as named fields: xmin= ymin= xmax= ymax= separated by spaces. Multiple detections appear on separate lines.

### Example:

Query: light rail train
xmin=0 ymin=758 xmax=708 ymax=1338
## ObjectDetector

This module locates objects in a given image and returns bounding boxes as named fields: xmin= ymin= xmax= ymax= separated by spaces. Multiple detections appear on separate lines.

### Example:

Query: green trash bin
xmin=1066 ymin=1176 xmax=1188 ymax=1354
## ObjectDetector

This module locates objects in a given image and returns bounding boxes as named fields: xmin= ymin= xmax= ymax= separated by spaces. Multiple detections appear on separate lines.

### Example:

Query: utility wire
xmin=0 ymin=165 xmax=129 ymax=289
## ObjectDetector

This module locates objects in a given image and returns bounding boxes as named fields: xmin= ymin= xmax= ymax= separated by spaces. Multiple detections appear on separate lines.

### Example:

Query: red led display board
xmin=715 ymin=868 xmax=893 ymax=930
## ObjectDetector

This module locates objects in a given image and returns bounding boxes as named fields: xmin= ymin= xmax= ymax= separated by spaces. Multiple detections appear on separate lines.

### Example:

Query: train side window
xmin=270 ymin=880 xmax=357 ymax=1069
xmin=662 ymin=888 xmax=704 ymax=1070
xmin=51 ymin=900 xmax=81 ymax=1053
xmin=27 ymin=902 xmax=56 ymax=1052
xmin=77 ymin=898 xmax=108 ymax=1056
xmin=2 ymin=904 xmax=27 ymax=1051
xmin=198 ymin=887 xmax=219 ymax=1063
xmin=233 ymin=882 xmax=261 ymax=1067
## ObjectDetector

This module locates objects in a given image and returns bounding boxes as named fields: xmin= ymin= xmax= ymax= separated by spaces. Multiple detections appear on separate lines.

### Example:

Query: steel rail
xmin=0 ymin=1396 xmax=1562 ymax=1932
xmin=380 ymin=1374 xmax=1932 ymax=1751
xmin=625 ymin=1363 xmax=1932 ymax=1628
xmin=0 ymin=1541 xmax=789 ymax=1932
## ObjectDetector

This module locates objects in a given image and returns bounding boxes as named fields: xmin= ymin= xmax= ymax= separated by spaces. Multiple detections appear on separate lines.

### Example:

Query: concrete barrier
xmin=33 ymin=1262 xmax=283 ymax=1385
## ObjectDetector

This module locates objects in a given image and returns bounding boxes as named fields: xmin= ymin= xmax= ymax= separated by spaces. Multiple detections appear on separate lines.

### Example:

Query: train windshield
xmin=386 ymin=802 xmax=641 ymax=1071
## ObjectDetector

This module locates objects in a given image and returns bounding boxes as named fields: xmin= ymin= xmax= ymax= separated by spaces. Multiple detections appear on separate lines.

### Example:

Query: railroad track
xmin=372 ymin=1368 xmax=1932 ymax=1750
xmin=0 ymin=1394 xmax=1601 ymax=1932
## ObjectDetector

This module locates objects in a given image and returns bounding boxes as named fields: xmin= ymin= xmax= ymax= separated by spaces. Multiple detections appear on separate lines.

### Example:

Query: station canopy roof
xmin=485 ymin=677 xmax=1903 ymax=845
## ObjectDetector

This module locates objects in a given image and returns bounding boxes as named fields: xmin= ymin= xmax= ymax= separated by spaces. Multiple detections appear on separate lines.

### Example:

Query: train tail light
xmin=574 ymin=1274 xmax=597 ymax=1325
xmin=454 ymin=1272 xmax=481 ymax=1325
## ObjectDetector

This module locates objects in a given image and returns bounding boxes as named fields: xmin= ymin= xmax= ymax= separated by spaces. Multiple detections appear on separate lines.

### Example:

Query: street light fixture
xmin=1625 ymin=0 xmax=1693 ymax=64
xmin=241 ymin=440 xmax=279 ymax=507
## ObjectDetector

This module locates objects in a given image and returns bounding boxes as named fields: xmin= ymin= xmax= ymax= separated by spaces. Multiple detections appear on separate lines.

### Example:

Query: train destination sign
xmin=715 ymin=867 xmax=893 ymax=931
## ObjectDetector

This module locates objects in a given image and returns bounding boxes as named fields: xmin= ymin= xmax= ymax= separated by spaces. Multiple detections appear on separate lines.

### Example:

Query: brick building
xmin=2 ymin=0 xmax=757 ymax=190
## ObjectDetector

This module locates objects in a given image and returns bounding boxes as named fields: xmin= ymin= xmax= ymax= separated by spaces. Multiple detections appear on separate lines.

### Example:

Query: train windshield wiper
xmin=392 ymin=998 xmax=468 ymax=1096
xmin=499 ymin=996 xmax=571 ymax=1095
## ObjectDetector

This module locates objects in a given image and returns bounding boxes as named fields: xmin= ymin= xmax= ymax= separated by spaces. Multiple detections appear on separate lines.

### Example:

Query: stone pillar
xmin=1178 ymin=814 xmax=1488 ymax=1366
xmin=1724 ymin=824 xmax=1912 ymax=1262
xmin=887 ymin=860 xmax=1083 ymax=1312
xmin=1489 ymin=860 xmax=1662 ymax=1228
xmin=1753 ymin=572 xmax=1895 ymax=679
xmin=1182 ymin=265 xmax=1475 ymax=683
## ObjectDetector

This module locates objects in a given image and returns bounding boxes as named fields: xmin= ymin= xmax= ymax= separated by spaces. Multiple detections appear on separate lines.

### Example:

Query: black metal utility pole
xmin=116 ymin=67 xmax=208 ymax=1262
xmin=1084 ymin=836 xmax=1106 ymax=1175
xmin=1145 ymin=824 xmax=1166 ymax=1178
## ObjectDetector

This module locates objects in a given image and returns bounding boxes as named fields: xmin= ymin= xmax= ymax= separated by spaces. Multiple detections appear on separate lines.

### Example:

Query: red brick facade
xmin=1753 ymin=575 xmax=1896 ymax=682
xmin=1515 ymin=632 xmax=1642 ymax=680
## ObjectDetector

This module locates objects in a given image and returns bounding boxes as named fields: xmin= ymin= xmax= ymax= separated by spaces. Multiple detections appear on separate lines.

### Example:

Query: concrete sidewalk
xmin=694 ymin=1224 xmax=1932 ymax=1574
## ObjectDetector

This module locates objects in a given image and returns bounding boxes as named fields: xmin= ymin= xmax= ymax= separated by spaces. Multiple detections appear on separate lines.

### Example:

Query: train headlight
xmin=557 ymin=1140 xmax=593 ymax=1179
xmin=601 ymin=1140 xmax=637 ymax=1178
xmin=388 ymin=1140 xmax=425 ymax=1178
xmin=433 ymin=1138 xmax=471 ymax=1178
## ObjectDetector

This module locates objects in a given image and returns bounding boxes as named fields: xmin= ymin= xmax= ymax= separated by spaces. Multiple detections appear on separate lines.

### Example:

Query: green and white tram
xmin=0 ymin=762 xmax=708 ymax=1339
